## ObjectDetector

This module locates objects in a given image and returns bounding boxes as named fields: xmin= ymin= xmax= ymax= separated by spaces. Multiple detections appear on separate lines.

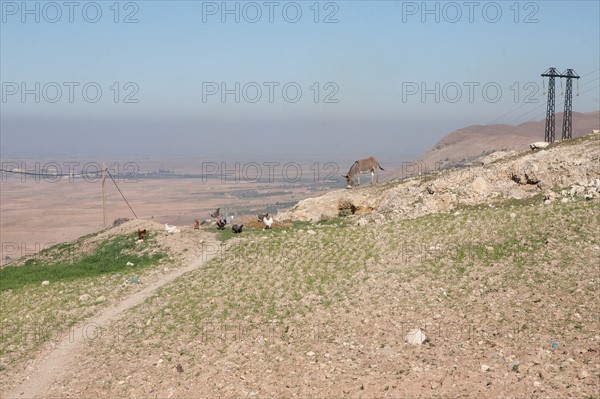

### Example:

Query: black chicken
xmin=232 ymin=224 xmax=243 ymax=233
xmin=216 ymin=217 xmax=227 ymax=230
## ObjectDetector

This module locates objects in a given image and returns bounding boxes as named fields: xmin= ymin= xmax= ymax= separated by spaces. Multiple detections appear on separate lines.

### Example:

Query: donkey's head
xmin=343 ymin=174 xmax=354 ymax=188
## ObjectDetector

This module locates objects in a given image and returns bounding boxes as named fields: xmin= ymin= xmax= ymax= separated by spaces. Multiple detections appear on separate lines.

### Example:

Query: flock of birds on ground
xmin=134 ymin=157 xmax=383 ymax=240
xmin=133 ymin=156 xmax=384 ymax=240
xmin=136 ymin=208 xmax=274 ymax=239
xmin=204 ymin=207 xmax=274 ymax=233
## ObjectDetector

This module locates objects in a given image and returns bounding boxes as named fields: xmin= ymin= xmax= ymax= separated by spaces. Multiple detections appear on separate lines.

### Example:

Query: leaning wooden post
xmin=102 ymin=162 xmax=107 ymax=227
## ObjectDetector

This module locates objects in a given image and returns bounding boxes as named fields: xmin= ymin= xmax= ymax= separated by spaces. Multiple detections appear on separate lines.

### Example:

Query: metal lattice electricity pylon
xmin=541 ymin=67 xmax=560 ymax=143
xmin=561 ymin=69 xmax=580 ymax=140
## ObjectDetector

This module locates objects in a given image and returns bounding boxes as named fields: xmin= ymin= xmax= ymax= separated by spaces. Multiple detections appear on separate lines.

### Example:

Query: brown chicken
xmin=137 ymin=229 xmax=147 ymax=239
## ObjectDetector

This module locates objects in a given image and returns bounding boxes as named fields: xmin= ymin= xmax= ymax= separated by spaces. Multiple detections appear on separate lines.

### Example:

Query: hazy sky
xmin=1 ymin=0 xmax=599 ymax=161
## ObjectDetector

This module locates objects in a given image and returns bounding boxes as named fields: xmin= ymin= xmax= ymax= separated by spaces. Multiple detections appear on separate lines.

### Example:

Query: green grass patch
xmin=215 ymin=227 xmax=239 ymax=241
xmin=0 ymin=234 xmax=164 ymax=292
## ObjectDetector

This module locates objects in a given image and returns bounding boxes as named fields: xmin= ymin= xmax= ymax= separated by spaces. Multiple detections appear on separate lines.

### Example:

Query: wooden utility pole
xmin=102 ymin=162 xmax=107 ymax=227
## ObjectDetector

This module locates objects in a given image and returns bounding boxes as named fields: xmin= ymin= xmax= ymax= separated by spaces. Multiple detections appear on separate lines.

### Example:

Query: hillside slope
xmin=279 ymin=132 xmax=600 ymax=222
xmin=17 ymin=176 xmax=599 ymax=398
xmin=1 ymin=134 xmax=599 ymax=399
xmin=416 ymin=110 xmax=599 ymax=169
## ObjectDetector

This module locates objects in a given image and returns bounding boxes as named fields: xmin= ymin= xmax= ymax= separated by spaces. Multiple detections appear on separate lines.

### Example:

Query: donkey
xmin=343 ymin=157 xmax=384 ymax=188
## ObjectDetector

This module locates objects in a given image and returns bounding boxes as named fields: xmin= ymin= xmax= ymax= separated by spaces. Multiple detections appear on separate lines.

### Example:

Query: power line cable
xmin=105 ymin=169 xmax=138 ymax=219
xmin=522 ymin=84 xmax=600 ymax=124
xmin=1 ymin=167 xmax=140 ymax=219
xmin=487 ymin=68 xmax=598 ymax=126
xmin=0 ymin=168 xmax=95 ymax=178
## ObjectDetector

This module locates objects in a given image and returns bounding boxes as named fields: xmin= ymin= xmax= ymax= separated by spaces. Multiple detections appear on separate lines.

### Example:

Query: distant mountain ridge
xmin=417 ymin=110 xmax=599 ymax=168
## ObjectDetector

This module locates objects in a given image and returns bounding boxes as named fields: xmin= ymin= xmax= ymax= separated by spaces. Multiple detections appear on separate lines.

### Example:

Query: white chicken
xmin=165 ymin=223 xmax=180 ymax=234
xmin=262 ymin=215 xmax=273 ymax=229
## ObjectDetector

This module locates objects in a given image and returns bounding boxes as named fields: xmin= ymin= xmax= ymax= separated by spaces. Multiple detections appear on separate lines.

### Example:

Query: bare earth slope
xmin=414 ymin=111 xmax=599 ymax=169
xmin=1 ymin=134 xmax=599 ymax=398
xmin=2 ymin=221 xmax=221 ymax=398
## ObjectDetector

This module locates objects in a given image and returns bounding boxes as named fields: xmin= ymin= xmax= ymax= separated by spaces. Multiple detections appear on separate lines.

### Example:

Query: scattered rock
xmin=509 ymin=188 xmax=525 ymax=200
xmin=530 ymin=142 xmax=550 ymax=150
xmin=481 ymin=364 xmax=491 ymax=372
xmin=570 ymin=185 xmax=585 ymax=197
xmin=578 ymin=370 xmax=590 ymax=379
xmin=126 ymin=261 xmax=134 ymax=267
xmin=543 ymin=191 xmax=557 ymax=202
xmin=96 ymin=296 xmax=106 ymax=303
xmin=41 ymin=280 xmax=50 ymax=286
xmin=509 ymin=213 xmax=516 ymax=219
xmin=357 ymin=218 xmax=368 ymax=227
xmin=306 ymin=351 xmax=315 ymax=357
xmin=405 ymin=328 xmax=427 ymax=345
xmin=307 ymin=230 xmax=316 ymax=235
xmin=79 ymin=294 xmax=91 ymax=302
xmin=533 ymin=380 xmax=542 ymax=387
xmin=426 ymin=185 xmax=435 ymax=194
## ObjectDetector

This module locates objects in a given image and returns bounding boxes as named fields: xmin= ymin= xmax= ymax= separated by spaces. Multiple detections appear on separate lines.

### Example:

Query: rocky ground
xmin=1 ymin=133 xmax=599 ymax=398
xmin=1 ymin=220 xmax=218 ymax=397
xmin=279 ymin=133 xmax=600 ymax=223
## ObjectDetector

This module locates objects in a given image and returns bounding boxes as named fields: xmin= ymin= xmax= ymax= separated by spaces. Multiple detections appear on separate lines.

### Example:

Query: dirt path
xmin=5 ymin=239 xmax=223 ymax=399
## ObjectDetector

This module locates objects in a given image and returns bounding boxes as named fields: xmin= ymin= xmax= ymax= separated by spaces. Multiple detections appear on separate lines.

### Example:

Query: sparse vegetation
xmin=0 ymin=229 xmax=167 ymax=367
xmin=59 ymin=194 xmax=597 ymax=398
xmin=0 ymin=233 xmax=164 ymax=292
xmin=2 ymin=134 xmax=599 ymax=398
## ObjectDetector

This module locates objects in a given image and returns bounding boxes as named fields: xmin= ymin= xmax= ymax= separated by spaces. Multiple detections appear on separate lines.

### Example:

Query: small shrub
xmin=338 ymin=200 xmax=357 ymax=215
xmin=338 ymin=209 xmax=352 ymax=217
